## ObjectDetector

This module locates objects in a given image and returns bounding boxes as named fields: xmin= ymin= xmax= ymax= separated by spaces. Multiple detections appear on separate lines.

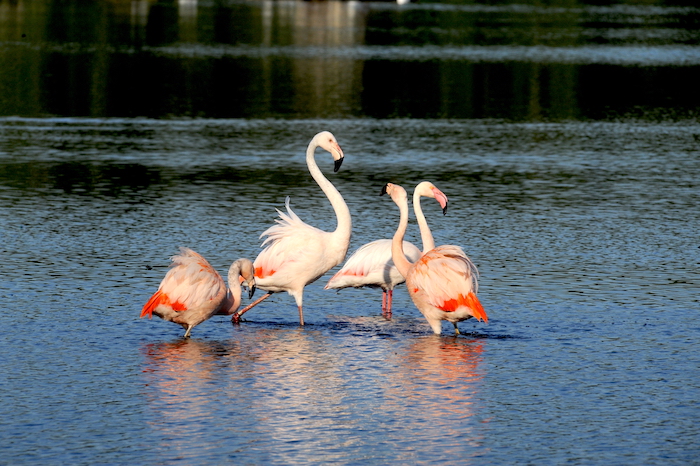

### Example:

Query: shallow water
xmin=1 ymin=117 xmax=698 ymax=464
xmin=1 ymin=0 xmax=700 ymax=464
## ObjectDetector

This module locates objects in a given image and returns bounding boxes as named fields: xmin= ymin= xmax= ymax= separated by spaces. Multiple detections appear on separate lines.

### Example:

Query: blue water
xmin=1 ymin=117 xmax=698 ymax=464
xmin=1 ymin=0 xmax=699 ymax=463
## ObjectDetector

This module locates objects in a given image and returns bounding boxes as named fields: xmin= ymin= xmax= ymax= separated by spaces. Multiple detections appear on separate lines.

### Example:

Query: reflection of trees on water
xmin=1 ymin=0 xmax=696 ymax=119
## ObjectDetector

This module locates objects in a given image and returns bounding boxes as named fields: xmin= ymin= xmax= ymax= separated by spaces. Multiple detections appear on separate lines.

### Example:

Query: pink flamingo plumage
xmin=232 ymin=131 xmax=352 ymax=326
xmin=381 ymin=182 xmax=488 ymax=335
xmin=141 ymin=247 xmax=256 ymax=337
xmin=324 ymin=181 xmax=450 ymax=317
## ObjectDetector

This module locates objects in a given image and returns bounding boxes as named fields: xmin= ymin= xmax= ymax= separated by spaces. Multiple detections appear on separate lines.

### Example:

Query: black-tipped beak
xmin=248 ymin=285 xmax=256 ymax=300
xmin=442 ymin=205 xmax=448 ymax=215
xmin=380 ymin=183 xmax=389 ymax=196
xmin=334 ymin=157 xmax=343 ymax=173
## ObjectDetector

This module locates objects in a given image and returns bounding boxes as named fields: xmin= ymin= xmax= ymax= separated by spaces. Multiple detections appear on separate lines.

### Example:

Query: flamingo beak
xmin=380 ymin=183 xmax=389 ymax=196
xmin=332 ymin=142 xmax=344 ymax=172
xmin=246 ymin=278 xmax=255 ymax=299
xmin=432 ymin=187 xmax=449 ymax=215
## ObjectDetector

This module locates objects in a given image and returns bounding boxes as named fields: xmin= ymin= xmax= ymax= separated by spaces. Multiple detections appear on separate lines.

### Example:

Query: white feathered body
xmin=325 ymin=239 xmax=422 ymax=292
xmin=253 ymin=197 xmax=349 ymax=302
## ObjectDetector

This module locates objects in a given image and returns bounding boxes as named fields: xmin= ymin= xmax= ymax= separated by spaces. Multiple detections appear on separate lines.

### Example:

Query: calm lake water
xmin=1 ymin=0 xmax=699 ymax=465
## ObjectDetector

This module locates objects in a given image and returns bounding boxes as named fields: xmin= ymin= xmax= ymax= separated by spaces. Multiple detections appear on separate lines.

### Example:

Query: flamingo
xmin=232 ymin=131 xmax=352 ymax=326
xmin=141 ymin=247 xmax=256 ymax=337
xmin=324 ymin=181 xmax=450 ymax=317
xmin=381 ymin=182 xmax=488 ymax=335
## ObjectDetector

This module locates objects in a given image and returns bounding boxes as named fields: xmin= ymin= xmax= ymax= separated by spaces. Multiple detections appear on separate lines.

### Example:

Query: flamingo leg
xmin=452 ymin=322 xmax=461 ymax=336
xmin=381 ymin=290 xmax=387 ymax=315
xmin=298 ymin=305 xmax=305 ymax=326
xmin=385 ymin=289 xmax=393 ymax=320
xmin=232 ymin=292 xmax=272 ymax=322
xmin=183 ymin=325 xmax=193 ymax=338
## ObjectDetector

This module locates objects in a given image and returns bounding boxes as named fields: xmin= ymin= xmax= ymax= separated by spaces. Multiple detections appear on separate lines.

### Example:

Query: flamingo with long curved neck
xmin=412 ymin=180 xmax=449 ymax=252
xmin=233 ymin=131 xmax=352 ymax=325
xmin=324 ymin=181 xmax=449 ymax=317
xmin=381 ymin=182 xmax=487 ymax=335
xmin=141 ymin=247 xmax=256 ymax=338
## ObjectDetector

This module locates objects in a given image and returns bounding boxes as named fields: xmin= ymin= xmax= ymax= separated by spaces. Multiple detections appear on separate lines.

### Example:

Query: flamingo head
xmin=415 ymin=181 xmax=449 ymax=215
xmin=231 ymin=258 xmax=257 ymax=300
xmin=314 ymin=131 xmax=345 ymax=172
xmin=380 ymin=182 xmax=408 ymax=205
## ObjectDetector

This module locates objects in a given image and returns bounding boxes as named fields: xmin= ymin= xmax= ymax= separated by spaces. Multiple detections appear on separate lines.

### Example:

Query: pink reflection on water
xmin=382 ymin=336 xmax=487 ymax=452
xmin=140 ymin=339 xmax=241 ymax=459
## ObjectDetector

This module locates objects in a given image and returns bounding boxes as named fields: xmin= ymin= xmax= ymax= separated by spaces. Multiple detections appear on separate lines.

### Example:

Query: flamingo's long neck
xmin=413 ymin=190 xmax=435 ymax=253
xmin=221 ymin=261 xmax=243 ymax=315
xmin=391 ymin=194 xmax=413 ymax=278
xmin=306 ymin=142 xmax=352 ymax=248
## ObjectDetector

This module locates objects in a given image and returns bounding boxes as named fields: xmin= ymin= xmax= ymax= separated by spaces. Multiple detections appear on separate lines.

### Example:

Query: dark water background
xmin=1 ymin=0 xmax=699 ymax=464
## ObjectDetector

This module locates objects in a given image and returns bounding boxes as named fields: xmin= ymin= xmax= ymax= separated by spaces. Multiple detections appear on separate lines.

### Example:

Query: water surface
xmin=1 ymin=0 xmax=699 ymax=464
xmin=1 ymin=117 xmax=698 ymax=464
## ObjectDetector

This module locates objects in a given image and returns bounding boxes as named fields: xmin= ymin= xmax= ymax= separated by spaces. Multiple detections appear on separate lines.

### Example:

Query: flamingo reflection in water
xmin=383 ymin=337 xmax=487 ymax=452
xmin=140 ymin=339 xmax=247 ymax=458
xmin=141 ymin=329 xmax=358 ymax=458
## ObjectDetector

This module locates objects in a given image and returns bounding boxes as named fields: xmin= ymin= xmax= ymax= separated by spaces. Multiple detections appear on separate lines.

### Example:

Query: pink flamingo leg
xmin=385 ymin=289 xmax=393 ymax=320
xmin=232 ymin=292 xmax=272 ymax=323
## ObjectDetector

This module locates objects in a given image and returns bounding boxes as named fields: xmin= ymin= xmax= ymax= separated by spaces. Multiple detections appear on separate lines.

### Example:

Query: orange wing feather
xmin=255 ymin=266 xmax=276 ymax=279
xmin=140 ymin=290 xmax=188 ymax=318
xmin=410 ymin=246 xmax=487 ymax=322
xmin=141 ymin=290 xmax=163 ymax=318
xmin=439 ymin=292 xmax=487 ymax=322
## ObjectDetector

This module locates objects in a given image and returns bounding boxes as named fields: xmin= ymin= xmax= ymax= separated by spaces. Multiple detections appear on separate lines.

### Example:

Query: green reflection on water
xmin=0 ymin=0 xmax=698 ymax=120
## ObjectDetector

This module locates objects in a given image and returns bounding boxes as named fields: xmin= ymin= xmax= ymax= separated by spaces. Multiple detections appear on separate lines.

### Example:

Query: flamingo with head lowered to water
xmin=141 ymin=247 xmax=256 ymax=337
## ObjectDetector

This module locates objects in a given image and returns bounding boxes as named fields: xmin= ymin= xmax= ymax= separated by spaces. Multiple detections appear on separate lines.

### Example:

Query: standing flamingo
xmin=232 ymin=131 xmax=352 ymax=326
xmin=141 ymin=247 xmax=256 ymax=337
xmin=324 ymin=181 xmax=450 ymax=317
xmin=381 ymin=182 xmax=487 ymax=335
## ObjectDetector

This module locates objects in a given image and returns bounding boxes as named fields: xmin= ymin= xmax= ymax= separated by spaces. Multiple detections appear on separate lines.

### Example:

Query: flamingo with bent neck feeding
xmin=233 ymin=131 xmax=352 ymax=326
xmin=324 ymin=181 xmax=449 ymax=317
xmin=141 ymin=247 xmax=256 ymax=338
xmin=381 ymin=182 xmax=487 ymax=335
